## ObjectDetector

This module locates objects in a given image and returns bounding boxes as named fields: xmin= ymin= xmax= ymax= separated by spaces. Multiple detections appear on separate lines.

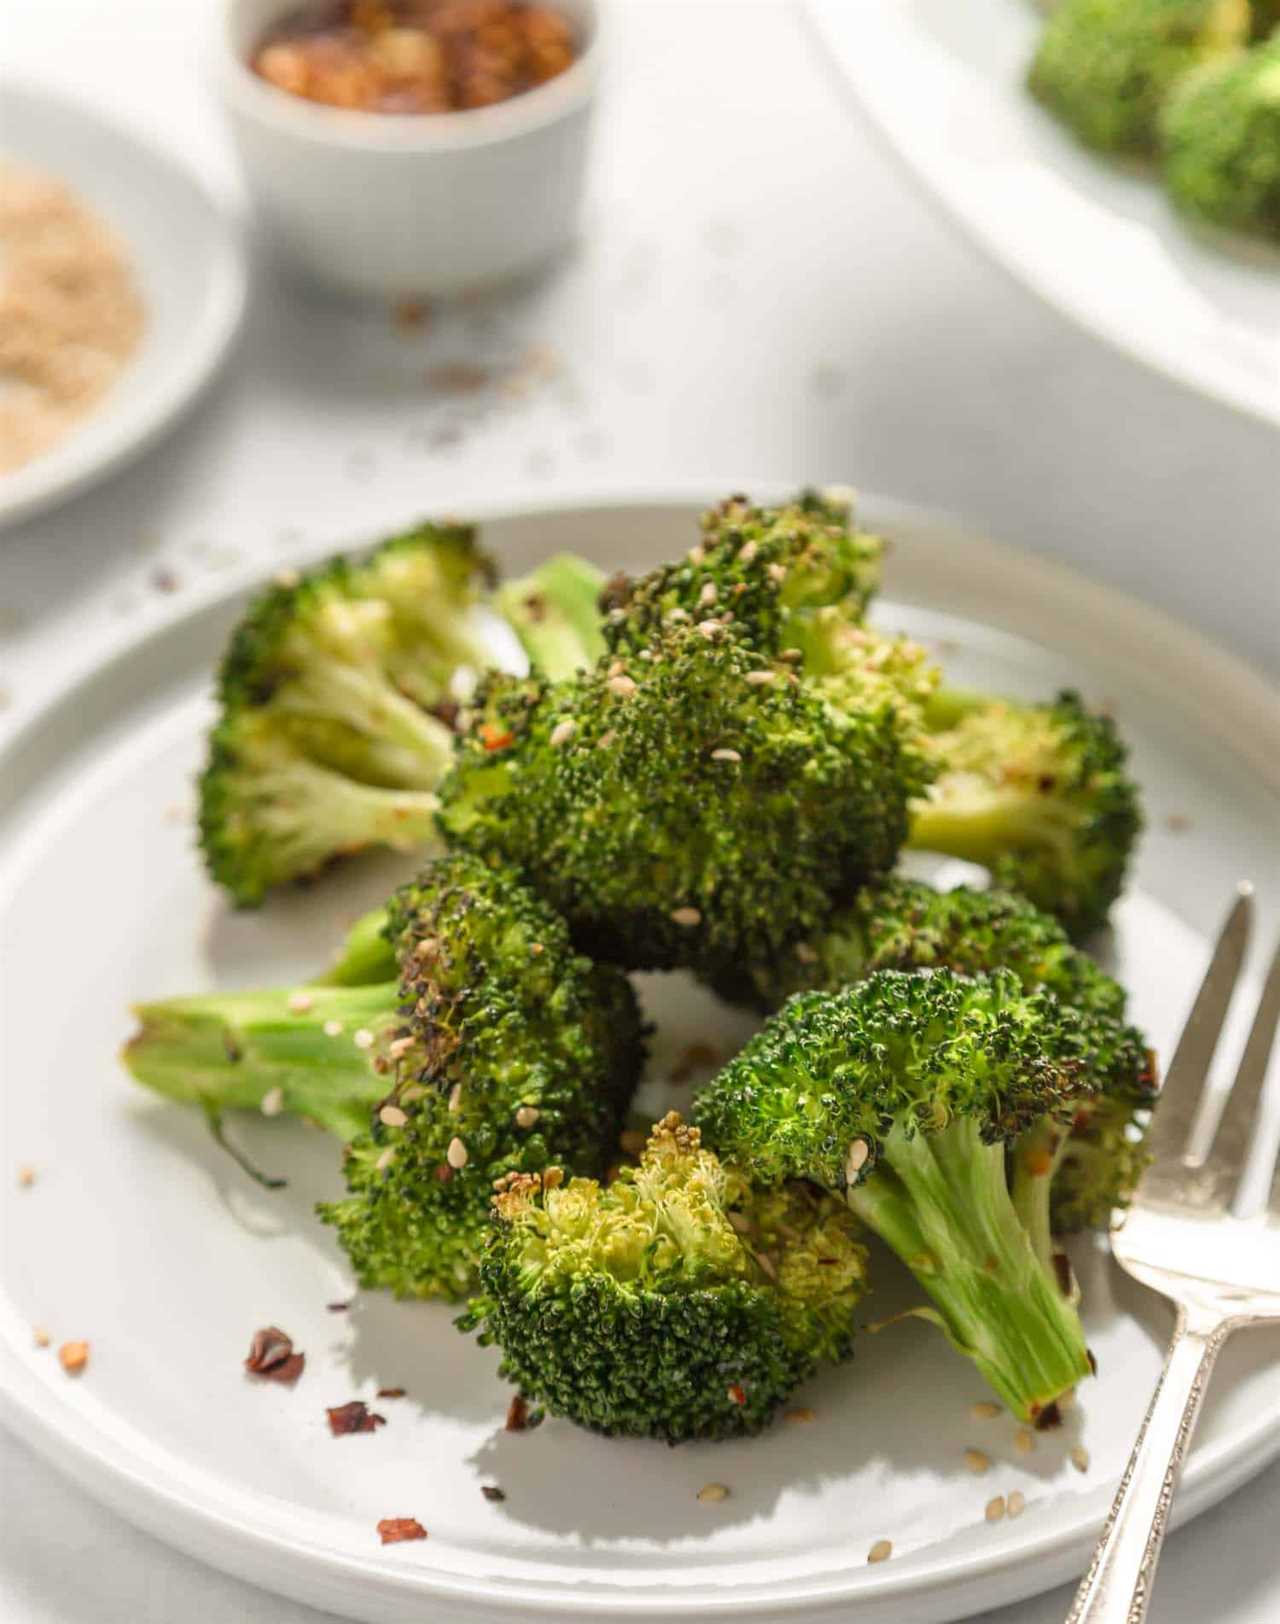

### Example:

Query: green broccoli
xmin=496 ymin=553 xmax=608 ymax=678
xmin=436 ymin=618 xmax=921 ymax=974
xmin=601 ymin=489 xmax=886 ymax=661
xmin=123 ymin=853 xmax=645 ymax=1300
xmin=199 ymin=523 xmax=495 ymax=907
xmin=1161 ymin=36 xmax=1280 ymax=240
xmin=694 ymin=970 xmax=1099 ymax=1420
xmin=907 ymin=690 xmax=1142 ymax=937
xmin=1027 ymin=0 xmax=1251 ymax=156
xmin=459 ymin=1112 xmax=868 ymax=1441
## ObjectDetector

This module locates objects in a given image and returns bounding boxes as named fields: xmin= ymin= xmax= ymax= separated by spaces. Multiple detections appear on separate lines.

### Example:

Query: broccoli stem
xmin=275 ymin=663 xmax=456 ymax=786
xmin=495 ymin=553 xmax=608 ymax=679
xmin=1009 ymin=1118 xmax=1073 ymax=1283
xmin=123 ymin=983 xmax=402 ymax=1141
xmin=848 ymin=1118 xmax=1091 ymax=1419
xmin=314 ymin=907 xmax=396 ymax=987
xmin=920 ymin=686 xmax=988 ymax=732
xmin=907 ymin=792 xmax=1073 ymax=872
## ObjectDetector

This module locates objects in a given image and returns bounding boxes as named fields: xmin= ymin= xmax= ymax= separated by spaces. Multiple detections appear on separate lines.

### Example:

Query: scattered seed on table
xmin=868 ymin=1539 xmax=893 ymax=1564
xmin=969 ymin=1401 xmax=1001 ymax=1421
xmin=963 ymin=1449 xmax=990 ymax=1476
xmin=1070 ymin=1446 xmax=1090 ymax=1474
xmin=985 ymin=1495 xmax=1006 ymax=1523
xmin=1014 ymin=1427 xmax=1035 ymax=1455
xmin=1007 ymin=1491 xmax=1027 ymax=1519
xmin=697 ymin=1483 xmax=729 ymax=1503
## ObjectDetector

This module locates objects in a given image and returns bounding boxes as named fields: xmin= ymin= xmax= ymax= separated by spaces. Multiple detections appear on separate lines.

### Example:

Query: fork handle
xmin=1066 ymin=1304 xmax=1232 ymax=1624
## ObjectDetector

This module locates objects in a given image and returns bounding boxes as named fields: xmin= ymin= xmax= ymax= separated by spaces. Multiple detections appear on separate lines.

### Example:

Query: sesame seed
xmin=260 ymin=1087 xmax=285 ymax=1117
xmin=744 ymin=669 xmax=775 ymax=686
xmin=784 ymin=1407 xmax=816 ymax=1424
xmin=379 ymin=1105 xmax=408 ymax=1128
xmin=867 ymin=1539 xmax=893 ymax=1564
xmin=58 ymin=1341 xmax=89 ymax=1375
xmin=287 ymin=991 xmax=313 ymax=1014
xmin=699 ymin=582 xmax=718 ymax=608
xmin=710 ymin=747 xmax=742 ymax=762
xmin=697 ymin=1483 xmax=728 ymax=1503
xmin=400 ymin=1084 xmax=427 ymax=1104
xmin=353 ymin=1028 xmax=375 ymax=1051
xmin=388 ymin=1036 xmax=415 ymax=1059
xmin=845 ymin=1139 xmax=870 ymax=1181
xmin=530 ymin=942 xmax=544 ymax=956
xmin=607 ymin=659 xmax=625 ymax=677
xmin=970 ymin=1401 xmax=1001 ymax=1420
xmin=767 ymin=562 xmax=786 ymax=583
xmin=794 ymin=942 xmax=819 ymax=964
xmin=448 ymin=1083 xmax=463 ymax=1114
xmin=671 ymin=906 xmax=702 ymax=927
xmin=324 ymin=1020 xmax=344 ymax=1037
xmin=985 ymin=1496 xmax=1007 ymax=1523
xmin=1014 ymin=1427 xmax=1035 ymax=1455
xmin=515 ymin=1106 xmax=540 ymax=1129
xmin=696 ymin=619 xmax=722 ymax=639
xmin=375 ymin=1147 xmax=396 ymax=1172
xmin=447 ymin=1137 xmax=468 ymax=1170
xmin=667 ymin=607 xmax=689 ymax=623
xmin=737 ymin=541 xmax=758 ymax=566
xmin=33 ymin=1326 xmax=50 ymax=1348
xmin=274 ymin=568 xmax=301 ymax=589
xmin=688 ymin=546 xmax=706 ymax=565
xmin=596 ymin=730 xmax=616 ymax=749
xmin=1070 ymin=1446 xmax=1090 ymax=1474
xmin=606 ymin=674 xmax=637 ymax=699
xmin=1007 ymin=1491 xmax=1026 ymax=1519
xmin=549 ymin=718 xmax=576 ymax=748
xmin=963 ymin=1449 xmax=990 ymax=1475
xmin=17 ymin=1164 xmax=36 ymax=1188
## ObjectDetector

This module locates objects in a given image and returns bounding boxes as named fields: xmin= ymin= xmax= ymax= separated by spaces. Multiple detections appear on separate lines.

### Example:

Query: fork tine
xmin=1189 ymin=935 xmax=1280 ymax=1212
xmin=1144 ymin=884 xmax=1253 ymax=1168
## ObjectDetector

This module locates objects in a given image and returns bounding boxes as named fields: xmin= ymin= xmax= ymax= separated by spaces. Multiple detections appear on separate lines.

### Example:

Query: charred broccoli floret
xmin=495 ymin=552 xmax=608 ymax=678
xmin=694 ymin=970 xmax=1099 ymax=1420
xmin=459 ymin=1112 xmax=868 ymax=1441
xmin=199 ymin=523 xmax=495 ymax=906
xmin=1161 ymin=36 xmax=1280 ymax=241
xmin=1028 ymin=0 xmax=1251 ymax=156
xmin=123 ymin=854 xmax=644 ymax=1300
xmin=436 ymin=619 xmax=920 ymax=974
xmin=907 ymin=690 xmax=1142 ymax=937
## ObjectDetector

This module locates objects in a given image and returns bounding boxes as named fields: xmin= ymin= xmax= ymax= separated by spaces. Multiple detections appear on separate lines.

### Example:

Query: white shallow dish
xmin=0 ymin=81 xmax=247 ymax=527
xmin=1 ymin=492 xmax=1279 ymax=1624
xmin=804 ymin=0 xmax=1280 ymax=429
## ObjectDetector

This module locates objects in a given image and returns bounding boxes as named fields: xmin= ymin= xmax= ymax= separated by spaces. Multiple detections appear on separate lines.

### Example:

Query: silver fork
xmin=1067 ymin=884 xmax=1280 ymax=1623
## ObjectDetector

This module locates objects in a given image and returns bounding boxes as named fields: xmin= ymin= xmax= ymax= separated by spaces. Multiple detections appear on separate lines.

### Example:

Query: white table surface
xmin=1 ymin=2 xmax=1277 ymax=1621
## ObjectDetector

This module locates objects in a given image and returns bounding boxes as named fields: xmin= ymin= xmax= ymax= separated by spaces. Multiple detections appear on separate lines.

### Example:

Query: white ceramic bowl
xmin=216 ymin=0 xmax=599 ymax=300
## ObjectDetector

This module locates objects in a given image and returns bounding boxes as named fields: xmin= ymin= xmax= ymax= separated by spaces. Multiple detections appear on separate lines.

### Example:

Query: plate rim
xmin=801 ymin=0 xmax=1280 ymax=431
xmin=1 ymin=484 xmax=1279 ymax=1623
xmin=0 ymin=77 xmax=248 ymax=529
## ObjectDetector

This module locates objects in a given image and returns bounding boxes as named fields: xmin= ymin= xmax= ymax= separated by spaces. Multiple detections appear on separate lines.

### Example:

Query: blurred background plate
xmin=0 ymin=81 xmax=247 ymax=527
xmin=804 ymin=0 xmax=1280 ymax=429
xmin=1 ymin=493 xmax=1278 ymax=1624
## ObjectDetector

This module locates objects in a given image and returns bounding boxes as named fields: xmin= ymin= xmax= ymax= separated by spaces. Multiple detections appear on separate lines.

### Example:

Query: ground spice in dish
xmin=252 ymin=1 xmax=577 ymax=115
xmin=0 ymin=162 xmax=145 ymax=474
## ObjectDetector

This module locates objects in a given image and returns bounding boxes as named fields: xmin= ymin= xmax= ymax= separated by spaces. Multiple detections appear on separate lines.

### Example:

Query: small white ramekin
xmin=216 ymin=0 xmax=599 ymax=300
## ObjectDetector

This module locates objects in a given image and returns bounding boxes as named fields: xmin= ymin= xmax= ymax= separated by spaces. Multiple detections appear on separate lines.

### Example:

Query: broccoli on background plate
xmin=1162 ymin=36 xmax=1280 ymax=241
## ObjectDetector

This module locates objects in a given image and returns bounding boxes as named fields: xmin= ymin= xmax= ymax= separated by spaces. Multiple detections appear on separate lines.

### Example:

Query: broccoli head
xmin=601 ymin=489 xmax=885 ymax=660
xmin=907 ymin=690 xmax=1142 ymax=937
xmin=495 ymin=552 xmax=609 ymax=678
xmin=123 ymin=853 xmax=645 ymax=1300
xmin=199 ymin=522 xmax=495 ymax=906
xmin=460 ymin=1112 xmax=868 ymax=1441
xmin=1162 ymin=36 xmax=1280 ymax=242
xmin=436 ymin=619 xmax=919 ymax=974
xmin=1028 ymin=0 xmax=1251 ymax=156
xmin=694 ymin=970 xmax=1098 ymax=1420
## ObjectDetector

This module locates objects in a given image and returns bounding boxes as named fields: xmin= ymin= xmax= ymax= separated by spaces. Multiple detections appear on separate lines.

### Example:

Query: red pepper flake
xmin=1034 ymin=1400 xmax=1064 ymax=1432
xmin=245 ymin=1326 xmax=305 ymax=1385
xmin=377 ymin=1517 xmax=428 ymax=1545
xmin=1087 ymin=1348 xmax=1099 ymax=1376
xmin=726 ymin=1382 xmax=747 ymax=1407
xmin=376 ymin=1386 xmax=407 ymax=1399
xmin=326 ymin=1300 xmax=351 ymax=1313
xmin=479 ymin=722 xmax=515 ymax=752
xmin=481 ymin=1484 xmax=506 ymax=1502
xmin=1052 ymin=1253 xmax=1073 ymax=1296
xmin=505 ymin=1393 xmax=530 ymax=1431
xmin=327 ymin=1400 xmax=386 ymax=1436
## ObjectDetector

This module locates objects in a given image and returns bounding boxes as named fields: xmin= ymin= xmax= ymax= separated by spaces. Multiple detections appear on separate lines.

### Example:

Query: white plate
xmin=0 ymin=81 xmax=247 ymax=526
xmin=1 ymin=493 xmax=1279 ymax=1624
xmin=804 ymin=0 xmax=1280 ymax=429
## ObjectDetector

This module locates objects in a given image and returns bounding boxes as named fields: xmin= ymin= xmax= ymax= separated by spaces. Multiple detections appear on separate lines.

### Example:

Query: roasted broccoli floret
xmin=601 ymin=489 xmax=885 ymax=660
xmin=436 ymin=619 xmax=920 ymax=974
xmin=496 ymin=553 xmax=608 ymax=678
xmin=1027 ymin=0 xmax=1251 ymax=156
xmin=694 ymin=970 xmax=1099 ymax=1420
xmin=459 ymin=1112 xmax=868 ymax=1441
xmin=199 ymin=523 xmax=495 ymax=906
xmin=1161 ymin=36 xmax=1280 ymax=241
xmin=907 ymin=690 xmax=1142 ymax=937
xmin=123 ymin=854 xmax=644 ymax=1300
